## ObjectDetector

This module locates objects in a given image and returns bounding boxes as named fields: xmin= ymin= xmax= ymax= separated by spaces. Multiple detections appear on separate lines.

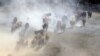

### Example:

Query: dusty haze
xmin=0 ymin=0 xmax=100 ymax=56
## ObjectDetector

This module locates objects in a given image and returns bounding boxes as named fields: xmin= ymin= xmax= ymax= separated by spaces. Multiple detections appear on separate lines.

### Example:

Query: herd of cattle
xmin=11 ymin=14 xmax=51 ymax=51
xmin=10 ymin=10 xmax=92 ymax=51
xmin=55 ymin=11 xmax=92 ymax=33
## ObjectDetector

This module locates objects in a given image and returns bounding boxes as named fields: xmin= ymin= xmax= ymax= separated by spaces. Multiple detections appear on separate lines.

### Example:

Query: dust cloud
xmin=0 ymin=0 xmax=100 ymax=56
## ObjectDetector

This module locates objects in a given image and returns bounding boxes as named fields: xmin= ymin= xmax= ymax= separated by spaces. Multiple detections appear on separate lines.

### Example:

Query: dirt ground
xmin=0 ymin=13 xmax=100 ymax=56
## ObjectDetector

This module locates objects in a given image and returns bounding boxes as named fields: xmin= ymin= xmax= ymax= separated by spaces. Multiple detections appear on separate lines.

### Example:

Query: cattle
xmin=75 ymin=10 xmax=87 ymax=27
xmin=11 ymin=21 xmax=22 ymax=32
xmin=15 ymin=23 xmax=30 ymax=50
xmin=42 ymin=13 xmax=51 ymax=32
xmin=12 ymin=17 xmax=17 ymax=25
xmin=11 ymin=17 xmax=18 ymax=32
xmin=25 ymin=23 xmax=29 ymax=29
xmin=31 ymin=29 xmax=50 ymax=50
xmin=55 ymin=20 xmax=62 ymax=33
xmin=55 ymin=19 xmax=66 ymax=33
xmin=87 ymin=11 xmax=92 ymax=18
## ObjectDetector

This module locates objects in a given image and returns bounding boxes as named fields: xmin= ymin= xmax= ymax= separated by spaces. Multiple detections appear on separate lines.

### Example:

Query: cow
xmin=11 ymin=17 xmax=18 ymax=32
xmin=15 ymin=23 xmax=30 ymax=50
xmin=12 ymin=17 xmax=17 ymax=25
xmin=75 ymin=10 xmax=87 ymax=27
xmin=42 ymin=13 xmax=51 ymax=32
xmin=11 ymin=21 xmax=22 ymax=32
xmin=61 ymin=16 xmax=67 ymax=32
xmin=55 ymin=20 xmax=62 ymax=33
xmin=55 ymin=19 xmax=66 ymax=33
xmin=87 ymin=11 xmax=92 ymax=18
xmin=30 ymin=29 xmax=50 ymax=50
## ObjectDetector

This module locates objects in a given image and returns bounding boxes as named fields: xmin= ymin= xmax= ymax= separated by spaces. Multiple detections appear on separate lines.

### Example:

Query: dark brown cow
xmin=87 ymin=11 xmax=92 ymax=18
xmin=81 ymin=11 xmax=87 ymax=27
xmin=31 ymin=29 xmax=50 ymax=50
xmin=75 ymin=10 xmax=87 ymax=27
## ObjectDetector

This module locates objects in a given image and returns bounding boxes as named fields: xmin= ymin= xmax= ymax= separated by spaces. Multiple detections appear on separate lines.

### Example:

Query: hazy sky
xmin=0 ymin=0 xmax=78 ymax=31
